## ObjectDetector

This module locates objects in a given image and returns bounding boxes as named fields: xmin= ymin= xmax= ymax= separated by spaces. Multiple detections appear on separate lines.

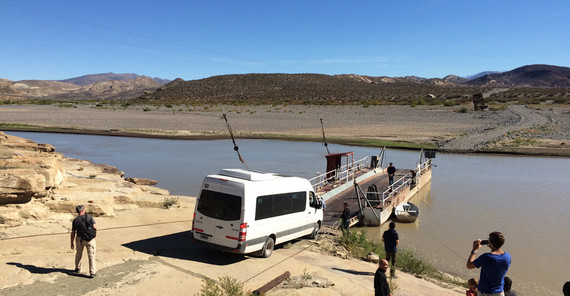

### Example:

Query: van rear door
xmin=193 ymin=178 xmax=243 ymax=249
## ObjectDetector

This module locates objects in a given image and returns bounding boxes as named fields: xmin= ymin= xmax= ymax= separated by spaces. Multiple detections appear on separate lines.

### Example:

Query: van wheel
xmin=260 ymin=237 xmax=275 ymax=258
xmin=309 ymin=223 xmax=320 ymax=239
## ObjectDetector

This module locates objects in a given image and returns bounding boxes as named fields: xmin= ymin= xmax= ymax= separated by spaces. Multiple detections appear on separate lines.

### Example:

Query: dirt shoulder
xmin=1 ymin=103 xmax=568 ymax=156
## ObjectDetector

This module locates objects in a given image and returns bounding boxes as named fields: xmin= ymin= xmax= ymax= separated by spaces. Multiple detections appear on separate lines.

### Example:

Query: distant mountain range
xmin=465 ymin=64 xmax=570 ymax=88
xmin=464 ymin=71 xmax=501 ymax=80
xmin=58 ymin=73 xmax=170 ymax=86
xmin=0 ymin=73 xmax=169 ymax=101
xmin=1 ymin=65 xmax=568 ymax=103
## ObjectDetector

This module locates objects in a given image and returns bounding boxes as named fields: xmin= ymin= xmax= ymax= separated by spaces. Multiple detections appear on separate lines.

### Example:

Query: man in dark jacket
xmin=382 ymin=221 xmax=399 ymax=277
xmin=387 ymin=163 xmax=396 ymax=185
xmin=71 ymin=205 xmax=97 ymax=278
xmin=374 ymin=259 xmax=392 ymax=296
xmin=340 ymin=202 xmax=351 ymax=232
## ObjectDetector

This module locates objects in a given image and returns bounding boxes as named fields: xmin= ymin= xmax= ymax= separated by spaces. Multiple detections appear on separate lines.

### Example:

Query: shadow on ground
xmin=6 ymin=262 xmax=74 ymax=275
xmin=332 ymin=267 xmax=375 ymax=276
xmin=122 ymin=230 xmax=246 ymax=266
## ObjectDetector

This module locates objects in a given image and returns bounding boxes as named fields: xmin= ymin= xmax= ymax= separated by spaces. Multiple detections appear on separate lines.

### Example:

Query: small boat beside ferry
xmin=393 ymin=201 xmax=420 ymax=223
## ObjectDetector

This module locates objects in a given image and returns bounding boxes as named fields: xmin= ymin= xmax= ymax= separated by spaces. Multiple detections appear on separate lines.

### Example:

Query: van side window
xmin=309 ymin=191 xmax=317 ymax=207
xmin=255 ymin=191 xmax=306 ymax=220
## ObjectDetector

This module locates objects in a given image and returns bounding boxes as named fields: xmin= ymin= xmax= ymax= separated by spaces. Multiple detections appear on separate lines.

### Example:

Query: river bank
xmin=1 ymin=103 xmax=569 ymax=156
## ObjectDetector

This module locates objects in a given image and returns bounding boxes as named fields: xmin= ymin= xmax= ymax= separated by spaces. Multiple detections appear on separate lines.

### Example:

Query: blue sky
xmin=1 ymin=0 xmax=569 ymax=81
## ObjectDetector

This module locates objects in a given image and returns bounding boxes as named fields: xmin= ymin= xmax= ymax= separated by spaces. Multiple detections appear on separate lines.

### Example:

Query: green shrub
xmin=339 ymin=230 xmax=384 ymax=258
xmin=162 ymin=196 xmax=180 ymax=209
xmin=196 ymin=276 xmax=249 ymax=296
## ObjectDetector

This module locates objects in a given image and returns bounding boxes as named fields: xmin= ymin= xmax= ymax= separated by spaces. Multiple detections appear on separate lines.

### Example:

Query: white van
xmin=192 ymin=169 xmax=324 ymax=257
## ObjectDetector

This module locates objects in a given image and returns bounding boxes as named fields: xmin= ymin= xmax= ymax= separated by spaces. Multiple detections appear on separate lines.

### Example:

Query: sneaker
xmin=89 ymin=274 xmax=96 ymax=278
xmin=73 ymin=268 xmax=80 ymax=273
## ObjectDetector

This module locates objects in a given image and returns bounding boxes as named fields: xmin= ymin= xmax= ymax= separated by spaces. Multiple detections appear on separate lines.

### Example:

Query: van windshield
xmin=197 ymin=189 xmax=242 ymax=221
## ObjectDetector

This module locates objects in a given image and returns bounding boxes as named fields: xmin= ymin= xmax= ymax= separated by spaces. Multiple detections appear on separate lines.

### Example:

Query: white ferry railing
xmin=379 ymin=158 xmax=432 ymax=206
xmin=309 ymin=156 xmax=371 ymax=191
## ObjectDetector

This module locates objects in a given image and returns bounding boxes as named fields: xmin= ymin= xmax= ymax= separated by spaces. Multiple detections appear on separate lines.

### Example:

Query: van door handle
xmin=216 ymin=226 xmax=223 ymax=229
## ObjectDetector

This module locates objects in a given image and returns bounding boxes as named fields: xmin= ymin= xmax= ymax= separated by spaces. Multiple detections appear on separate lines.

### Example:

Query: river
xmin=6 ymin=132 xmax=570 ymax=296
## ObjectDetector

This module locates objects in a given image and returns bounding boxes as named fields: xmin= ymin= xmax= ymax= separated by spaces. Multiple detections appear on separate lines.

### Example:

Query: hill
xmin=1 ymin=65 xmax=569 ymax=104
xmin=137 ymin=65 xmax=570 ymax=105
xmin=465 ymin=64 xmax=570 ymax=87
xmin=137 ymin=73 xmax=479 ymax=105
xmin=0 ymin=75 xmax=166 ymax=101
xmin=58 ymin=72 xmax=170 ymax=86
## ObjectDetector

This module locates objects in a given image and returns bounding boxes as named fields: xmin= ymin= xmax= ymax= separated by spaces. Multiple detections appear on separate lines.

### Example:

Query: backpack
xmin=76 ymin=214 xmax=96 ymax=241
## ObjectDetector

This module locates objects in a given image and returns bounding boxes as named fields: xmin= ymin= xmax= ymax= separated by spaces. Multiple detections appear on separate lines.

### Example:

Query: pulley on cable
xmin=222 ymin=114 xmax=249 ymax=170
xmin=320 ymin=118 xmax=331 ymax=155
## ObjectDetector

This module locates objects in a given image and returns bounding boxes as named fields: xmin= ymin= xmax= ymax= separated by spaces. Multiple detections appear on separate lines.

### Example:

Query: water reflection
xmin=5 ymin=131 xmax=570 ymax=296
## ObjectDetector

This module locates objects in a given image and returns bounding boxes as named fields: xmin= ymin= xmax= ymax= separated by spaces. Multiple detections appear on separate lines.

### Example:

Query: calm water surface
xmin=7 ymin=132 xmax=570 ymax=296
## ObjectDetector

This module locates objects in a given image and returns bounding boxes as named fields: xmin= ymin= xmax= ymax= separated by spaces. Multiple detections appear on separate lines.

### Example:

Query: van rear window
xmin=197 ymin=189 xmax=242 ymax=221
xmin=255 ymin=191 xmax=306 ymax=220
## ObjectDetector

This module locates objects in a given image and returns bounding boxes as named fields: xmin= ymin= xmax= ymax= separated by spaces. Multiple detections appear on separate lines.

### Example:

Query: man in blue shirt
xmin=467 ymin=231 xmax=511 ymax=296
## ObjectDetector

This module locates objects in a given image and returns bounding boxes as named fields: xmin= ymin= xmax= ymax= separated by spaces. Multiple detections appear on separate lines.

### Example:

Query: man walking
xmin=340 ymin=202 xmax=351 ymax=232
xmin=467 ymin=231 xmax=511 ymax=296
xmin=374 ymin=259 xmax=392 ymax=296
xmin=387 ymin=163 xmax=396 ymax=185
xmin=382 ymin=221 xmax=399 ymax=277
xmin=71 ymin=205 xmax=97 ymax=278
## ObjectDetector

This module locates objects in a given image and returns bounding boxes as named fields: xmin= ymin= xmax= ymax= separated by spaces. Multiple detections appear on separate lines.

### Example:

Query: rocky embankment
xmin=0 ymin=132 xmax=176 ymax=227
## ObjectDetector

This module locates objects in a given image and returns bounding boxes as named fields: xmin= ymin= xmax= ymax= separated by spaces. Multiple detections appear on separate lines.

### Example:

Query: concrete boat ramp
xmin=310 ymin=150 xmax=433 ymax=228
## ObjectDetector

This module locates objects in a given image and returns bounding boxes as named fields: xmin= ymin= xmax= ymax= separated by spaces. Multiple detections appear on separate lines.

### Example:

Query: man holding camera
xmin=466 ymin=231 xmax=511 ymax=296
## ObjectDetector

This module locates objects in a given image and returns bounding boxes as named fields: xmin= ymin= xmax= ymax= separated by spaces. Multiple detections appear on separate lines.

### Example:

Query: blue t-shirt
xmin=473 ymin=252 xmax=511 ymax=294
xmin=382 ymin=229 xmax=399 ymax=252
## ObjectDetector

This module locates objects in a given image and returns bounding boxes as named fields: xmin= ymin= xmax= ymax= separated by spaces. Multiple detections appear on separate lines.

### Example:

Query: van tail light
xmin=191 ymin=212 xmax=196 ymax=231
xmin=238 ymin=223 xmax=247 ymax=242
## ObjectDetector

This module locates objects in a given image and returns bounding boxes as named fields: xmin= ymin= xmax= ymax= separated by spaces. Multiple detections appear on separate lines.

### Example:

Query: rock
xmin=0 ymin=132 xmax=65 ymax=204
xmin=125 ymin=178 xmax=158 ymax=186
xmin=0 ymin=169 xmax=46 ymax=204
xmin=366 ymin=252 xmax=380 ymax=263
xmin=334 ymin=250 xmax=348 ymax=259
xmin=44 ymin=201 xmax=114 ymax=217
xmin=0 ymin=207 xmax=23 ymax=225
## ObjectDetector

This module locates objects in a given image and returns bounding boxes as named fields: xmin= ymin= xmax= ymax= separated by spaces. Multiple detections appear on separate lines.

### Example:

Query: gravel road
xmin=440 ymin=105 xmax=552 ymax=152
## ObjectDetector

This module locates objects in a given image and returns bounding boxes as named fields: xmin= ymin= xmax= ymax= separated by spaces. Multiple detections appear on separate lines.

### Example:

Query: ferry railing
xmin=309 ymin=156 xmax=370 ymax=191
xmin=380 ymin=158 xmax=432 ymax=206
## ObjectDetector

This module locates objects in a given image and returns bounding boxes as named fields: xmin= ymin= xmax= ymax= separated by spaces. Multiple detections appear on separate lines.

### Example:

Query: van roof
xmin=218 ymin=169 xmax=278 ymax=181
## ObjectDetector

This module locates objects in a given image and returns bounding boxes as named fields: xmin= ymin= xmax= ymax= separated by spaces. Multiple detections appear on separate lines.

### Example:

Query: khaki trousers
xmin=75 ymin=236 xmax=96 ymax=275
